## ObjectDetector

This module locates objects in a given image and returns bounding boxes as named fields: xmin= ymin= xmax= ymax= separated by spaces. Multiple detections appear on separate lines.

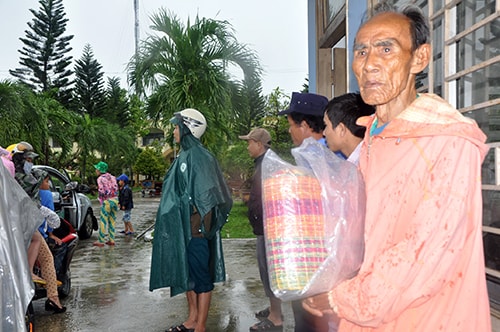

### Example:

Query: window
xmin=325 ymin=0 xmax=345 ymax=26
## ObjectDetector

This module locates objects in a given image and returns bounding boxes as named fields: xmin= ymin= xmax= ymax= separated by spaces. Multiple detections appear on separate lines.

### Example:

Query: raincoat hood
xmin=357 ymin=93 xmax=489 ymax=160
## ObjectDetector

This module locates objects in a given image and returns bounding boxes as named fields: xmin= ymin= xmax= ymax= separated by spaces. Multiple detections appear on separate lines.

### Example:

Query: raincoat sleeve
xmin=189 ymin=149 xmax=232 ymax=284
xmin=331 ymin=136 xmax=485 ymax=326
xmin=149 ymin=158 xmax=192 ymax=295
xmin=190 ymin=152 xmax=232 ymax=240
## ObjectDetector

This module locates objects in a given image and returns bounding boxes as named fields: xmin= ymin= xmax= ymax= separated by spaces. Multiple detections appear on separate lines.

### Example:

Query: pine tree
xmin=74 ymin=44 xmax=106 ymax=118
xmin=10 ymin=0 xmax=74 ymax=105
xmin=106 ymin=77 xmax=130 ymax=127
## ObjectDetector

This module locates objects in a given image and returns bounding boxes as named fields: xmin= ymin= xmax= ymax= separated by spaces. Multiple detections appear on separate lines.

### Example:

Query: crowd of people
xmin=2 ymin=2 xmax=493 ymax=332
xmin=233 ymin=2 xmax=490 ymax=332
xmin=150 ymin=4 xmax=491 ymax=329
xmin=0 ymin=142 xmax=137 ymax=328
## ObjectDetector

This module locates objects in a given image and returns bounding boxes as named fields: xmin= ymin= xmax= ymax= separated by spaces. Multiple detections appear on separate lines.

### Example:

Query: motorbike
xmin=32 ymin=217 xmax=79 ymax=300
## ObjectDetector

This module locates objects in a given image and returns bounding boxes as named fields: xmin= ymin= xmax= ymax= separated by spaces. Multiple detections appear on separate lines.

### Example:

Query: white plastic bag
xmin=262 ymin=138 xmax=365 ymax=301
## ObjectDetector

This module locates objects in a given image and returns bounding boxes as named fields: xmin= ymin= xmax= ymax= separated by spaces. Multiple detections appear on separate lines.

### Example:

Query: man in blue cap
xmin=278 ymin=92 xmax=330 ymax=148
xmin=278 ymin=92 xmax=331 ymax=332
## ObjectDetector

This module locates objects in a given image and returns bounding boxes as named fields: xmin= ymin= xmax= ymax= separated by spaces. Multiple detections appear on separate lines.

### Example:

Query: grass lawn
xmin=221 ymin=199 xmax=254 ymax=239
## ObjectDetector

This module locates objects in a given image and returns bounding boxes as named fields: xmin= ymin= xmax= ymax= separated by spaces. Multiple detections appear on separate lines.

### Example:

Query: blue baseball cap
xmin=117 ymin=174 xmax=129 ymax=182
xmin=278 ymin=92 xmax=329 ymax=117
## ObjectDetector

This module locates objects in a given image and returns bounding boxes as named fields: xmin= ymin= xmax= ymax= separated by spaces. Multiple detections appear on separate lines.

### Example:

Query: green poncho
xmin=149 ymin=116 xmax=232 ymax=296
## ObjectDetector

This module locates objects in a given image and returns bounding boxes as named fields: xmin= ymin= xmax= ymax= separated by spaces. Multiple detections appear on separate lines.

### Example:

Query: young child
xmin=117 ymin=174 xmax=135 ymax=235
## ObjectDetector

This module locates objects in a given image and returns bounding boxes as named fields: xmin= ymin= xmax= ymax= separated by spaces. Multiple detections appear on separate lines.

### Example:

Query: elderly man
xmin=304 ymin=3 xmax=491 ymax=332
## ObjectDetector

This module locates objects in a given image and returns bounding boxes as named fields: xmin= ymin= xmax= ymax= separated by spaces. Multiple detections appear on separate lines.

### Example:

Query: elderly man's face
xmin=352 ymin=12 xmax=416 ymax=107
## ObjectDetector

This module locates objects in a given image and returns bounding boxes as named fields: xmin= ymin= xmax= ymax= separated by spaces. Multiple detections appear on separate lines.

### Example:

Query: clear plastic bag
xmin=262 ymin=138 xmax=365 ymax=301
xmin=0 ymin=162 xmax=42 ymax=331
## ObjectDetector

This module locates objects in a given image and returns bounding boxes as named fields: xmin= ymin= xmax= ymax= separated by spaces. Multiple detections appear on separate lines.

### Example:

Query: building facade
xmin=310 ymin=0 xmax=500 ymax=311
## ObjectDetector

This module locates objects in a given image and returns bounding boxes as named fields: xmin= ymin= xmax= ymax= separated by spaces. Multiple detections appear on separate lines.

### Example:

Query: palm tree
xmin=129 ymin=9 xmax=262 ymax=154
xmin=0 ymin=80 xmax=73 ymax=164
xmin=73 ymin=114 xmax=137 ymax=182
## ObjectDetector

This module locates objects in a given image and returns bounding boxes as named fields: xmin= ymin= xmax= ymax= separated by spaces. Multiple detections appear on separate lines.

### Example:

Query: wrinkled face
xmin=173 ymin=125 xmax=180 ymax=144
xmin=323 ymin=113 xmax=342 ymax=152
xmin=246 ymin=139 xmax=262 ymax=159
xmin=287 ymin=115 xmax=305 ymax=146
xmin=352 ymin=12 xmax=415 ymax=106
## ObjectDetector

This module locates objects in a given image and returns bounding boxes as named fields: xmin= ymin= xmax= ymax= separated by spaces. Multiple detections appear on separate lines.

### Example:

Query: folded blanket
xmin=263 ymin=168 xmax=328 ymax=293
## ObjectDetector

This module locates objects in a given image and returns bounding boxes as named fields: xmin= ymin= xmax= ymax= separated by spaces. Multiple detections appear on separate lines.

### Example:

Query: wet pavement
xmin=33 ymin=194 xmax=296 ymax=332
xmin=30 ymin=193 xmax=500 ymax=331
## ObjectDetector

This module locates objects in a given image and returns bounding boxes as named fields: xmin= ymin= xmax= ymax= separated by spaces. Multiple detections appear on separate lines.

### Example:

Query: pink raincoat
xmin=330 ymin=94 xmax=491 ymax=331
xmin=97 ymin=172 xmax=118 ymax=205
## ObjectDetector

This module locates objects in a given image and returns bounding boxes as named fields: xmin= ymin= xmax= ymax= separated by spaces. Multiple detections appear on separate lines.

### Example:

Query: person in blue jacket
xmin=150 ymin=108 xmax=232 ymax=332
xmin=117 ymin=173 xmax=135 ymax=235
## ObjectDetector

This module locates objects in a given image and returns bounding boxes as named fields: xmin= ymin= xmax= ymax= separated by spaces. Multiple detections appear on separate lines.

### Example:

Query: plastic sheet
xmin=262 ymin=137 xmax=365 ymax=301
xmin=0 ymin=162 xmax=43 ymax=331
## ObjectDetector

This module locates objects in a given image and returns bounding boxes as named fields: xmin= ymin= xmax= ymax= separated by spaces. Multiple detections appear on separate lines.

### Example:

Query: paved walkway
xmin=32 ymin=195 xmax=500 ymax=331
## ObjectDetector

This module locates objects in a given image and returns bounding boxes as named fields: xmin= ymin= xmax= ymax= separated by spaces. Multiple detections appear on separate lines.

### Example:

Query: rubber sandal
xmin=93 ymin=241 xmax=105 ymax=247
xmin=249 ymin=318 xmax=283 ymax=331
xmin=255 ymin=307 xmax=284 ymax=321
xmin=105 ymin=241 xmax=115 ymax=246
xmin=255 ymin=307 xmax=270 ymax=319
xmin=166 ymin=324 xmax=194 ymax=332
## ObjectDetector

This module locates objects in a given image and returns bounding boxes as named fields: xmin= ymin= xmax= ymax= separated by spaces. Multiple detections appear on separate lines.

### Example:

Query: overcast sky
xmin=0 ymin=0 xmax=309 ymax=96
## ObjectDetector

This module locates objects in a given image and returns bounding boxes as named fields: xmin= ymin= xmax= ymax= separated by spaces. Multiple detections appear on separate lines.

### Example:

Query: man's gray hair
xmin=362 ymin=0 xmax=430 ymax=51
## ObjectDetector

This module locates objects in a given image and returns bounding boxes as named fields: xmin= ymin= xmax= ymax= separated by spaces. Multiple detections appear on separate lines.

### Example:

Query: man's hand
xmin=302 ymin=292 xmax=338 ymax=324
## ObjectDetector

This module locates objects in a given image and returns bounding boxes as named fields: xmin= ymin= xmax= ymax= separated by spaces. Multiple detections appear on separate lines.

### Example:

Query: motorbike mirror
xmin=78 ymin=184 xmax=90 ymax=194
xmin=65 ymin=181 xmax=78 ymax=191
xmin=52 ymin=191 xmax=62 ymax=203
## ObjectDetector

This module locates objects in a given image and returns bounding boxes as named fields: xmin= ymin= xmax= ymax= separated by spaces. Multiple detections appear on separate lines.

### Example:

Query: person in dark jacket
xmin=239 ymin=128 xmax=284 ymax=331
xmin=117 ymin=174 xmax=135 ymax=235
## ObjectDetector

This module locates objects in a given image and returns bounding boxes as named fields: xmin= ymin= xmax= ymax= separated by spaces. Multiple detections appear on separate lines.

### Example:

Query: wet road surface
xmin=33 ymin=195 xmax=295 ymax=332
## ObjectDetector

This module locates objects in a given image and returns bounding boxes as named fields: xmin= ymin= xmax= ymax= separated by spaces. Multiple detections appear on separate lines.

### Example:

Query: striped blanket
xmin=263 ymin=168 xmax=328 ymax=295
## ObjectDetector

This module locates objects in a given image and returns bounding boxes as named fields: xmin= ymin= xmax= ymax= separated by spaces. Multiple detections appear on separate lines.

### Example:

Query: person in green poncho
xmin=150 ymin=108 xmax=233 ymax=332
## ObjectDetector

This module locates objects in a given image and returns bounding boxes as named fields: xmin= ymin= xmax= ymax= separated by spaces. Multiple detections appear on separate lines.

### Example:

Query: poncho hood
xmin=357 ymin=93 xmax=488 ymax=160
